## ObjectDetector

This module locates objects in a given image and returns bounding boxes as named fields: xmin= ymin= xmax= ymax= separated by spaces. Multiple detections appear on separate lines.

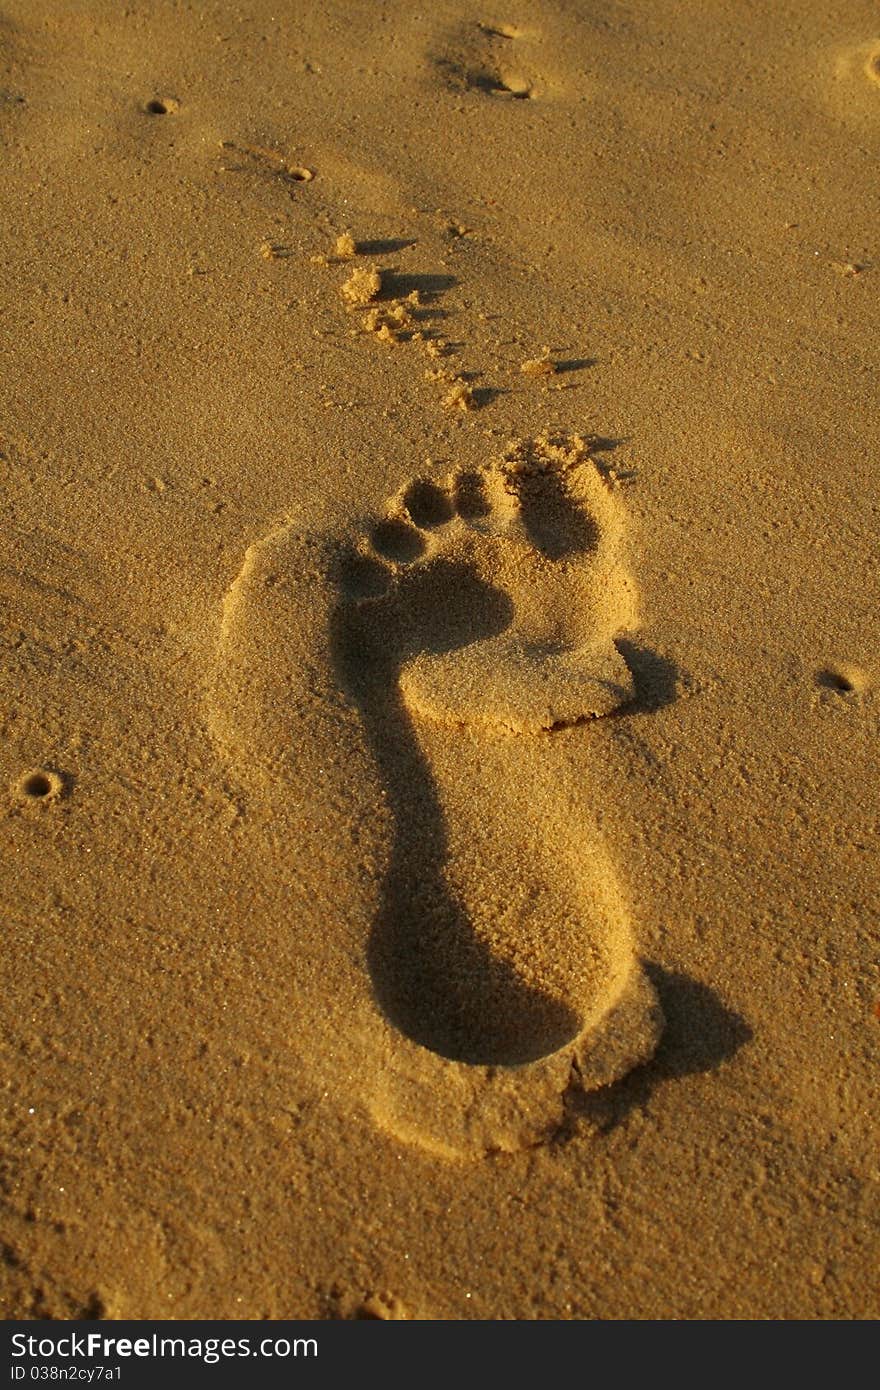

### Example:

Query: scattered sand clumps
xmin=424 ymin=366 xmax=475 ymax=411
xmin=334 ymin=231 xmax=357 ymax=259
xmin=340 ymin=266 xmax=383 ymax=305
xmin=521 ymin=350 xmax=556 ymax=377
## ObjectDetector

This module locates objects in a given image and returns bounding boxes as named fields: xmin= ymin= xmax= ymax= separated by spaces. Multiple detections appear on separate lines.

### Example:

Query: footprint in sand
xmin=825 ymin=39 xmax=880 ymax=122
xmin=210 ymin=435 xmax=662 ymax=1157
xmin=432 ymin=20 xmax=540 ymax=101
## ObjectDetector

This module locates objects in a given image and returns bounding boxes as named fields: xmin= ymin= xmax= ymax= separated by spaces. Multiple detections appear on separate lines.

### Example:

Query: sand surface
xmin=1 ymin=0 xmax=878 ymax=1319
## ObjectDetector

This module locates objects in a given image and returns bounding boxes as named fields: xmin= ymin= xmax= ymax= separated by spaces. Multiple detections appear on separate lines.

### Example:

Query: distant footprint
xmin=210 ymin=436 xmax=662 ymax=1157
xmin=835 ymin=37 xmax=880 ymax=86
xmin=432 ymin=20 xmax=539 ymax=101
xmin=824 ymin=39 xmax=880 ymax=122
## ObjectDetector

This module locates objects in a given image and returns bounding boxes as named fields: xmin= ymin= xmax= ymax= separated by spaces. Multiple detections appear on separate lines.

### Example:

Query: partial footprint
xmin=209 ymin=436 xmax=662 ymax=1157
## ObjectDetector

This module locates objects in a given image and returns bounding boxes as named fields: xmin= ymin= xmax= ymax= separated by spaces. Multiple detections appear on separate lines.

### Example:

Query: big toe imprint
xmin=210 ymin=437 xmax=663 ymax=1157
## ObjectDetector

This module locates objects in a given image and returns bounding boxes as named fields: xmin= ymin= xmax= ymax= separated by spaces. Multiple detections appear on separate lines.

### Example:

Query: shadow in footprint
xmin=517 ymin=468 xmax=600 ymax=560
xmin=467 ymin=70 xmax=532 ymax=98
xmin=567 ymin=965 xmax=753 ymax=1135
xmin=615 ymin=640 xmax=679 ymax=713
xmin=331 ymin=556 xmax=581 ymax=1065
xmin=432 ymin=53 xmax=534 ymax=100
xmin=329 ymin=454 xmax=673 ymax=1071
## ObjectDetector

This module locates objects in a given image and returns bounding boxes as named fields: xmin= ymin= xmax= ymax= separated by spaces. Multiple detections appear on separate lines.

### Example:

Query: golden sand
xmin=1 ymin=0 xmax=877 ymax=1319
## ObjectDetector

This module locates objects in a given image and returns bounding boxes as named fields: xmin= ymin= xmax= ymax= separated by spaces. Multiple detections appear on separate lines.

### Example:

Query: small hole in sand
xmin=145 ymin=98 xmax=179 ymax=115
xmin=816 ymin=665 xmax=864 ymax=695
xmin=287 ymin=166 xmax=314 ymax=182
xmin=16 ymin=769 xmax=63 ymax=802
xmin=23 ymin=772 xmax=52 ymax=797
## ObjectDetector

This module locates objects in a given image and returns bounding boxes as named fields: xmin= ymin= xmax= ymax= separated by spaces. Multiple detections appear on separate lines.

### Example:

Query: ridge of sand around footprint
xmin=208 ymin=437 xmax=662 ymax=1158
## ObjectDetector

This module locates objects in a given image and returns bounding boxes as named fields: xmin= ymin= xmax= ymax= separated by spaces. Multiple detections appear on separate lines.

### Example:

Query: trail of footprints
xmin=206 ymin=37 xmax=662 ymax=1151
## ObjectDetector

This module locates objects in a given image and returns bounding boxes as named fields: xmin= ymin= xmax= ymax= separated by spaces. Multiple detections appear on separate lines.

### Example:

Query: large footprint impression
xmin=210 ymin=435 xmax=663 ymax=1157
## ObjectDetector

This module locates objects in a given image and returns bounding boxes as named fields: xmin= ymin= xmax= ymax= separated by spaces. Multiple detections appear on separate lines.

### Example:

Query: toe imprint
xmin=343 ymin=436 xmax=638 ymax=732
